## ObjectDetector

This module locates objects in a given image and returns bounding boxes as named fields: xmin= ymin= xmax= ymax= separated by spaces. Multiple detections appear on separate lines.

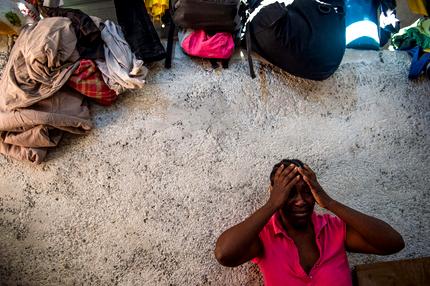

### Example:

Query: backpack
xmin=172 ymin=0 xmax=241 ymax=32
xmin=165 ymin=0 xmax=241 ymax=68
xmin=245 ymin=0 xmax=346 ymax=80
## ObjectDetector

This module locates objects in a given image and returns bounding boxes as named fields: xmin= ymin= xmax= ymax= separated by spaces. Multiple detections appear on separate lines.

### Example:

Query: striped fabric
xmin=68 ymin=59 xmax=118 ymax=106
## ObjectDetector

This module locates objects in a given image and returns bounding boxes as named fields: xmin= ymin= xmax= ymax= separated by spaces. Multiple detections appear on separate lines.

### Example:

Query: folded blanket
xmin=0 ymin=87 xmax=92 ymax=164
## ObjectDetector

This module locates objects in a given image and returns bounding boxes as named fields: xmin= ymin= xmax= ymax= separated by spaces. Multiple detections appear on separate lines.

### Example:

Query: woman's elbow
xmin=381 ymin=234 xmax=405 ymax=255
xmin=391 ymin=235 xmax=405 ymax=253
xmin=214 ymin=244 xmax=240 ymax=267
xmin=214 ymin=246 xmax=231 ymax=267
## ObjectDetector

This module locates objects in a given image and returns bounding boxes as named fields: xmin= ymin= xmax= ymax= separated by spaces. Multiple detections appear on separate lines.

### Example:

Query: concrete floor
xmin=0 ymin=2 xmax=429 ymax=285
xmin=0 ymin=47 xmax=429 ymax=285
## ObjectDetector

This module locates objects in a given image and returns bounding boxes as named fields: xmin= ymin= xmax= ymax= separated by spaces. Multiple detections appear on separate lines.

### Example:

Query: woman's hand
xmin=298 ymin=164 xmax=404 ymax=255
xmin=298 ymin=164 xmax=334 ymax=209
xmin=267 ymin=164 xmax=301 ymax=210
xmin=215 ymin=163 xmax=300 ymax=267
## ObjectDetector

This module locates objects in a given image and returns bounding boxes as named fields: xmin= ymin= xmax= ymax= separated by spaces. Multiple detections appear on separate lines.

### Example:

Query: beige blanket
xmin=0 ymin=17 xmax=79 ymax=111
xmin=0 ymin=17 xmax=93 ymax=163
xmin=0 ymin=87 xmax=92 ymax=164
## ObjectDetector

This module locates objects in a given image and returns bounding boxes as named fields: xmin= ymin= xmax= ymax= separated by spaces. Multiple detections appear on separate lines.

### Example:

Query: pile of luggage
xmin=165 ymin=0 xmax=401 ymax=80
xmin=0 ymin=0 xmax=166 ymax=163
xmin=0 ymin=0 xmax=413 ymax=164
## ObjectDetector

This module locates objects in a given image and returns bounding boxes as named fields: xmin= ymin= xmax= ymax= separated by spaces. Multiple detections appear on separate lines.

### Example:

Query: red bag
xmin=179 ymin=29 xmax=235 ymax=59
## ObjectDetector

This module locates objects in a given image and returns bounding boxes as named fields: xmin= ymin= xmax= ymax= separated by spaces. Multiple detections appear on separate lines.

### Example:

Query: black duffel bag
xmin=172 ymin=0 xmax=241 ymax=32
xmin=246 ymin=0 xmax=346 ymax=80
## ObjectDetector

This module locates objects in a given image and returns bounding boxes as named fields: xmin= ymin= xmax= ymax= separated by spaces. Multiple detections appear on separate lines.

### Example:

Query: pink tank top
xmin=252 ymin=212 xmax=352 ymax=286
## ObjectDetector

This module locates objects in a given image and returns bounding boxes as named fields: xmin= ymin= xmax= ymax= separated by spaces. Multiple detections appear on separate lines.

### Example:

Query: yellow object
xmin=408 ymin=0 xmax=429 ymax=16
xmin=145 ymin=0 xmax=169 ymax=22
xmin=0 ymin=21 xmax=17 ymax=35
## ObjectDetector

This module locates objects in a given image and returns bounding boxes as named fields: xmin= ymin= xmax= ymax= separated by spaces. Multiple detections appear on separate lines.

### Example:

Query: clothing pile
xmin=0 ymin=1 xmax=165 ymax=164
xmin=391 ymin=18 xmax=430 ymax=80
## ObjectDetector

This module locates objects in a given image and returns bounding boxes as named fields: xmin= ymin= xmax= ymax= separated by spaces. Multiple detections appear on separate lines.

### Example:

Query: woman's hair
xmin=270 ymin=159 xmax=304 ymax=186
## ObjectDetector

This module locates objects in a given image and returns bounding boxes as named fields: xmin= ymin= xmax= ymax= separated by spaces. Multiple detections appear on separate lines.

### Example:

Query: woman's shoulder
xmin=314 ymin=212 xmax=346 ymax=231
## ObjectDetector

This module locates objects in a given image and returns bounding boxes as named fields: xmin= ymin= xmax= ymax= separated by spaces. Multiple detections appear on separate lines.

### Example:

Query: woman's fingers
xmin=284 ymin=175 xmax=301 ymax=191
xmin=297 ymin=167 xmax=306 ymax=176
xmin=304 ymin=164 xmax=316 ymax=176
xmin=297 ymin=167 xmax=312 ymax=180
xmin=281 ymin=166 xmax=299 ymax=186
xmin=301 ymin=173 xmax=313 ymax=187
xmin=274 ymin=164 xmax=285 ymax=180
xmin=275 ymin=164 xmax=312 ymax=190
xmin=301 ymin=165 xmax=317 ymax=179
xmin=276 ymin=164 xmax=294 ymax=183
xmin=280 ymin=164 xmax=295 ymax=176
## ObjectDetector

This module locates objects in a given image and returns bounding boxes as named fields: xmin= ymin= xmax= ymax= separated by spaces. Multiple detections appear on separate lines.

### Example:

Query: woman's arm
xmin=298 ymin=165 xmax=405 ymax=255
xmin=215 ymin=201 xmax=276 ymax=267
xmin=327 ymin=200 xmax=405 ymax=254
xmin=215 ymin=164 xmax=300 ymax=267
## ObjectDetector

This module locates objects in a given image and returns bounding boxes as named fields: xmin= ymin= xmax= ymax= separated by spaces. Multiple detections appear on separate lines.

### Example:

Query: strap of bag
xmin=165 ymin=0 xmax=175 ymax=68
xmin=209 ymin=59 xmax=230 ymax=69
xmin=209 ymin=59 xmax=219 ymax=69
xmin=222 ymin=59 xmax=229 ymax=69
xmin=246 ymin=22 xmax=256 ymax=78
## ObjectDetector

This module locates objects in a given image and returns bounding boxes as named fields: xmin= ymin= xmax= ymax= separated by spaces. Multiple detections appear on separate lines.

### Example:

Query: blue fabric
xmin=407 ymin=46 xmax=430 ymax=79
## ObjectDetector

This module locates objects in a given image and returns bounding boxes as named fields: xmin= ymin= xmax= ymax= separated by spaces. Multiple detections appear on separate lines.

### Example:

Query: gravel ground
xmin=0 ymin=48 xmax=429 ymax=285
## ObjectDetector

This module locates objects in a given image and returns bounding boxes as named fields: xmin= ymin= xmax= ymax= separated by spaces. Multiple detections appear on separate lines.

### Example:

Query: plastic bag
xmin=0 ymin=0 xmax=42 ymax=35
xmin=0 ymin=1 xmax=27 ymax=35
xmin=179 ymin=29 xmax=235 ymax=59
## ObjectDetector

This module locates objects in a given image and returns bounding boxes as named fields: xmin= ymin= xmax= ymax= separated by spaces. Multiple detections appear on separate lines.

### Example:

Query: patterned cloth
xmin=68 ymin=59 xmax=118 ymax=106
xmin=391 ymin=18 xmax=430 ymax=52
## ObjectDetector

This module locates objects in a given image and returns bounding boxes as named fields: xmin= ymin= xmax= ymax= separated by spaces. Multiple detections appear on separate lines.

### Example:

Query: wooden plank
xmin=353 ymin=257 xmax=430 ymax=286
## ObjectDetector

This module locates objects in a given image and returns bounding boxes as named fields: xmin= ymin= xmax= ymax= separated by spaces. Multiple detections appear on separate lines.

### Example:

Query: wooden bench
xmin=352 ymin=257 xmax=430 ymax=286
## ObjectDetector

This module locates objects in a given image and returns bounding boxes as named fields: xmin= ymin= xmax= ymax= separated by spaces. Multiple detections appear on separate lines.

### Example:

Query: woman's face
xmin=282 ymin=178 xmax=315 ymax=227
